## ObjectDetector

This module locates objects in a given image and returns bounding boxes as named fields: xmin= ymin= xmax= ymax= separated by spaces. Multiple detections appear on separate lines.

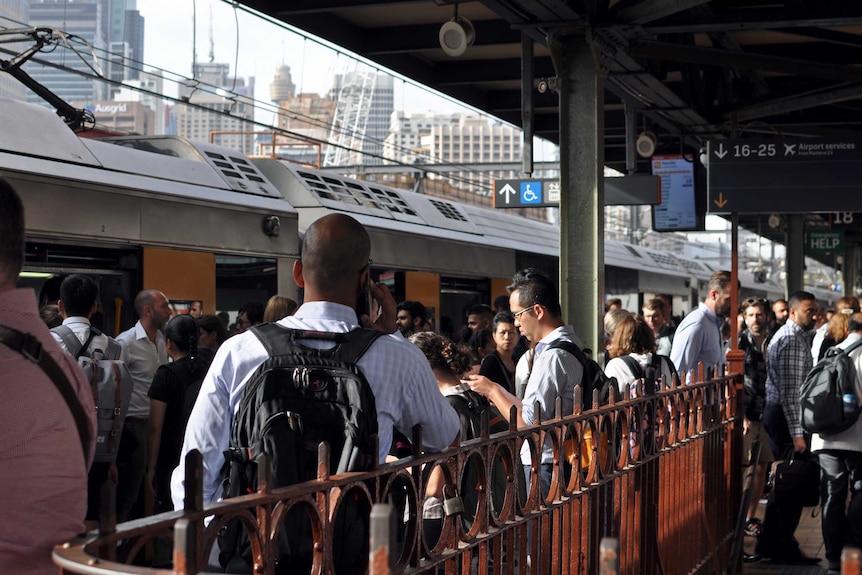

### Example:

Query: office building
xmin=176 ymin=61 xmax=255 ymax=153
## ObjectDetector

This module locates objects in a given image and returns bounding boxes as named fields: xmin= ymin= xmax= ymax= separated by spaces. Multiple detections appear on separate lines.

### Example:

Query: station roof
xmin=238 ymin=0 xmax=862 ymax=266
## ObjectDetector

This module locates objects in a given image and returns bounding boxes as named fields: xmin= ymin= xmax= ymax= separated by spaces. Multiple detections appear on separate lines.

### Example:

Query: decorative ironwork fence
xmin=54 ymin=365 xmax=743 ymax=575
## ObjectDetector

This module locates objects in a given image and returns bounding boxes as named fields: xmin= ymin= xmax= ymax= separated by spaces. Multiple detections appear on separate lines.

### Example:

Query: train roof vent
xmin=624 ymin=245 xmax=643 ymax=258
xmin=99 ymin=136 xmax=281 ymax=198
xmin=645 ymin=249 xmax=680 ymax=269
xmin=679 ymin=259 xmax=706 ymax=274
xmin=429 ymin=199 xmax=469 ymax=222
xmin=293 ymin=169 xmax=425 ymax=221
xmin=202 ymin=150 xmax=281 ymax=197
xmin=366 ymin=185 xmax=417 ymax=216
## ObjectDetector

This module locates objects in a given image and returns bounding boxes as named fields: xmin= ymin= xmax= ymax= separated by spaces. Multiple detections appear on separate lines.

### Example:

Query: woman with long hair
xmin=813 ymin=296 xmax=860 ymax=362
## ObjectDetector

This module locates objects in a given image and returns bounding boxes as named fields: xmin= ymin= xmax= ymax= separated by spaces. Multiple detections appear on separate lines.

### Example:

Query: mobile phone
xmin=365 ymin=276 xmax=374 ymax=319
xmin=356 ymin=271 xmax=374 ymax=318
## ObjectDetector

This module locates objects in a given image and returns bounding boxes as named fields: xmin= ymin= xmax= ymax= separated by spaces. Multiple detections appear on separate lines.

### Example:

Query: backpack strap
xmin=654 ymin=354 xmax=678 ymax=388
xmin=52 ymin=324 xmax=84 ymax=357
xmin=620 ymin=355 xmax=644 ymax=380
xmin=842 ymin=338 xmax=862 ymax=356
xmin=0 ymin=324 xmax=91 ymax=467
xmin=85 ymin=325 xmax=122 ymax=360
xmin=250 ymin=323 xmax=384 ymax=365
xmin=547 ymin=339 xmax=588 ymax=366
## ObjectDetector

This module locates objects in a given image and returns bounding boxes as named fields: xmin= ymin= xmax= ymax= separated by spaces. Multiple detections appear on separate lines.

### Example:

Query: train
xmin=0 ymin=98 xmax=836 ymax=337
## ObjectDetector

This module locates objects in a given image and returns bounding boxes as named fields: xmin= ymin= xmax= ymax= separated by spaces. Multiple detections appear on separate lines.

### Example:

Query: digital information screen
xmin=651 ymin=155 xmax=698 ymax=231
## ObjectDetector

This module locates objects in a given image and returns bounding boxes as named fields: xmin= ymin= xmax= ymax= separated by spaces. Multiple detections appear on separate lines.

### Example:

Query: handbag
xmin=768 ymin=451 xmax=820 ymax=507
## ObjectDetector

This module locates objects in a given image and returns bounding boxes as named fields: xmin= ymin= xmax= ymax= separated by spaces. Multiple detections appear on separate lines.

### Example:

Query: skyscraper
xmin=268 ymin=64 xmax=336 ymax=165
xmin=26 ymin=1 xmax=109 ymax=105
xmin=20 ymin=1 xmax=144 ymax=107
xmin=176 ymin=61 xmax=256 ymax=153
xmin=326 ymin=71 xmax=393 ymax=166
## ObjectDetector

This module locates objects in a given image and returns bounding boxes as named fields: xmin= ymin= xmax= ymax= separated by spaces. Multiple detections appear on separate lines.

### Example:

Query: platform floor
xmin=743 ymin=499 xmax=830 ymax=575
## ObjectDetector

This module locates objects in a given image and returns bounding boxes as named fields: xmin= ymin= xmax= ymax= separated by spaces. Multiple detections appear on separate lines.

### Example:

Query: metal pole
xmin=554 ymin=31 xmax=605 ymax=353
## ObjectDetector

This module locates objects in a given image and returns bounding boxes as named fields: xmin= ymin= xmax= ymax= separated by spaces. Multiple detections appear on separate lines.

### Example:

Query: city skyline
xmin=136 ymin=0 xmax=475 ymax=126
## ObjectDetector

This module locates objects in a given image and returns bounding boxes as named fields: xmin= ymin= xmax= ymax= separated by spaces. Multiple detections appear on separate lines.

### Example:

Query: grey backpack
xmin=52 ymin=325 xmax=134 ymax=462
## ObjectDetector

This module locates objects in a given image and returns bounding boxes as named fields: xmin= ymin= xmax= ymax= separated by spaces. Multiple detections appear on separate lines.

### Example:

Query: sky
xmin=137 ymin=0 xmax=477 ymax=123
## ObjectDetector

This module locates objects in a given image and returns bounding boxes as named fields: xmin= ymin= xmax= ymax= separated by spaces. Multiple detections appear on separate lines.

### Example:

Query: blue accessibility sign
xmin=520 ymin=181 xmax=542 ymax=204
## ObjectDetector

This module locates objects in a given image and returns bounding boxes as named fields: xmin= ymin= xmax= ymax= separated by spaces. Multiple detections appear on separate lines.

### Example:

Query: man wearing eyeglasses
xmin=670 ymin=270 xmax=733 ymax=383
xmin=755 ymin=291 xmax=821 ymax=565
xmin=466 ymin=268 xmax=584 ymax=498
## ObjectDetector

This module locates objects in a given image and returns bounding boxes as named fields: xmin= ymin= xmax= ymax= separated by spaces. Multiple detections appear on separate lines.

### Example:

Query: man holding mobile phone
xmin=173 ymin=213 xmax=460 ymax=509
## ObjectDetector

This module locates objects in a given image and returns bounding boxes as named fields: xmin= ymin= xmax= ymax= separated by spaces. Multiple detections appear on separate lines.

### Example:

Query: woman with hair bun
xmin=410 ymin=332 xmax=510 ymax=546
xmin=146 ymin=315 xmax=215 ymax=514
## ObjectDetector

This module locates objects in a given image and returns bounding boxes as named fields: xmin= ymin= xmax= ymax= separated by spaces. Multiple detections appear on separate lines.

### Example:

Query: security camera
xmin=536 ymin=77 xmax=557 ymax=94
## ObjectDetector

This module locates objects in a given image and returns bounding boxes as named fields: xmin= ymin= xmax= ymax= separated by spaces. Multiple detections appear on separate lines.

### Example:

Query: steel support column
xmin=553 ymin=32 xmax=604 ymax=353
xmin=786 ymin=214 xmax=805 ymax=295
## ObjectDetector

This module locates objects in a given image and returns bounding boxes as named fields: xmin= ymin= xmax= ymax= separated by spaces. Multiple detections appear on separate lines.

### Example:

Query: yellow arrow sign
xmin=713 ymin=192 xmax=728 ymax=208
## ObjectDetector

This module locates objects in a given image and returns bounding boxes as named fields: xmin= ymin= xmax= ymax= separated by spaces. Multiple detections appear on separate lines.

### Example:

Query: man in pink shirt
xmin=0 ymin=178 xmax=96 ymax=574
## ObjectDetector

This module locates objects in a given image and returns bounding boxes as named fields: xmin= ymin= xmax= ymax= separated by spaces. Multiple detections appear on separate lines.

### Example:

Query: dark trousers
xmin=819 ymin=449 xmax=862 ymax=565
xmin=523 ymin=463 xmax=554 ymax=500
xmin=115 ymin=419 xmax=148 ymax=523
xmin=756 ymin=403 xmax=804 ymax=557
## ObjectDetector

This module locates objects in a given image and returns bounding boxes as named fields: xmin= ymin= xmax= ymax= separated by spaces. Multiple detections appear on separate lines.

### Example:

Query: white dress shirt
xmin=116 ymin=320 xmax=167 ymax=418
xmin=171 ymin=301 xmax=460 ymax=509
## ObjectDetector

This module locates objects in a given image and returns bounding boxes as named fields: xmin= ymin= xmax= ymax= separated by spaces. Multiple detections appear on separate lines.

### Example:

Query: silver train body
xmin=0 ymin=99 xmax=833 ymax=334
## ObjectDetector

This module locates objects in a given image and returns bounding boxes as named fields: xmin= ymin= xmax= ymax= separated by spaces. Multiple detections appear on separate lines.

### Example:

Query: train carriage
xmin=0 ymin=98 xmax=834 ymax=337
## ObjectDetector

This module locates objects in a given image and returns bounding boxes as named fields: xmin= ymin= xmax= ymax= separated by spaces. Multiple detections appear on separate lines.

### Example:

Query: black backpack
xmin=547 ymin=340 xmax=622 ymax=410
xmin=218 ymin=324 xmax=383 ymax=574
xmin=446 ymin=389 xmax=512 ymax=523
xmin=800 ymin=338 xmax=862 ymax=436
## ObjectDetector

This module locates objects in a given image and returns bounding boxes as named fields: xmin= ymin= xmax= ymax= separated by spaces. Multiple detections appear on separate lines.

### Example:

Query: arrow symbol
xmin=714 ymin=192 xmax=728 ymax=208
xmin=714 ymin=143 xmax=728 ymax=159
xmin=498 ymin=183 xmax=516 ymax=205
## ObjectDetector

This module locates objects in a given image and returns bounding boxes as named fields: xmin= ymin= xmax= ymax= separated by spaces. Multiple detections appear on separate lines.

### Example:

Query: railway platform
xmin=743 ymin=500 xmax=829 ymax=575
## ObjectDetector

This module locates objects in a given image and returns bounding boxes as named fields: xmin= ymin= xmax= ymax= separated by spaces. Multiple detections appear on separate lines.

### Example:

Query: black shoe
xmin=742 ymin=553 xmax=761 ymax=563
xmin=769 ymin=552 xmax=821 ymax=566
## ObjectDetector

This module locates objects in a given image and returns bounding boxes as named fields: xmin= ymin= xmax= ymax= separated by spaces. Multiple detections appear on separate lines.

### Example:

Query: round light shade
xmin=439 ymin=17 xmax=475 ymax=57
xmin=636 ymin=131 xmax=657 ymax=158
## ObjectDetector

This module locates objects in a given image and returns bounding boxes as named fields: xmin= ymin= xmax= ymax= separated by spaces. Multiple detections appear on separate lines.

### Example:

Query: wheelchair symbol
xmin=520 ymin=182 xmax=542 ymax=204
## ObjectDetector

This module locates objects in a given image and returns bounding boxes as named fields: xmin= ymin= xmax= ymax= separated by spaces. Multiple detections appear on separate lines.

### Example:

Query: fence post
xmin=369 ymin=503 xmax=396 ymax=575
xmin=600 ymin=537 xmax=619 ymax=575
xmin=843 ymin=547 xmax=861 ymax=575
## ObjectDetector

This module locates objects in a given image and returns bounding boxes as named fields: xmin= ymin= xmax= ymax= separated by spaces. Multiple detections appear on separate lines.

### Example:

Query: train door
xmin=22 ymin=241 xmax=139 ymax=337
xmin=440 ymin=276 xmax=492 ymax=337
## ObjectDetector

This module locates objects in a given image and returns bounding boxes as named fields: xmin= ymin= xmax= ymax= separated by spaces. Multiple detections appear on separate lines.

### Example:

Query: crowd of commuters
xmin=3 ymin=167 xmax=859 ymax=573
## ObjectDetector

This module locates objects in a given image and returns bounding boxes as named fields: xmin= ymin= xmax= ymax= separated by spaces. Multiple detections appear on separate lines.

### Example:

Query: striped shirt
xmin=171 ymin=301 xmax=460 ymax=508
xmin=765 ymin=318 xmax=812 ymax=437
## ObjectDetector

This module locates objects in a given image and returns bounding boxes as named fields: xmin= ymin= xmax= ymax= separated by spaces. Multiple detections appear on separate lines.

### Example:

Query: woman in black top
xmin=147 ymin=315 xmax=214 ymax=512
xmin=478 ymin=312 xmax=517 ymax=395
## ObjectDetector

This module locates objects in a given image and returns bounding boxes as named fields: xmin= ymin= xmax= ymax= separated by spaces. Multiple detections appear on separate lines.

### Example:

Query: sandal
xmin=744 ymin=517 xmax=762 ymax=537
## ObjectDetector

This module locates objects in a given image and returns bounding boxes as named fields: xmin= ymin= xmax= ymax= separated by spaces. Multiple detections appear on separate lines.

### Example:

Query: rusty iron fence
xmin=54 ymin=365 xmax=744 ymax=575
